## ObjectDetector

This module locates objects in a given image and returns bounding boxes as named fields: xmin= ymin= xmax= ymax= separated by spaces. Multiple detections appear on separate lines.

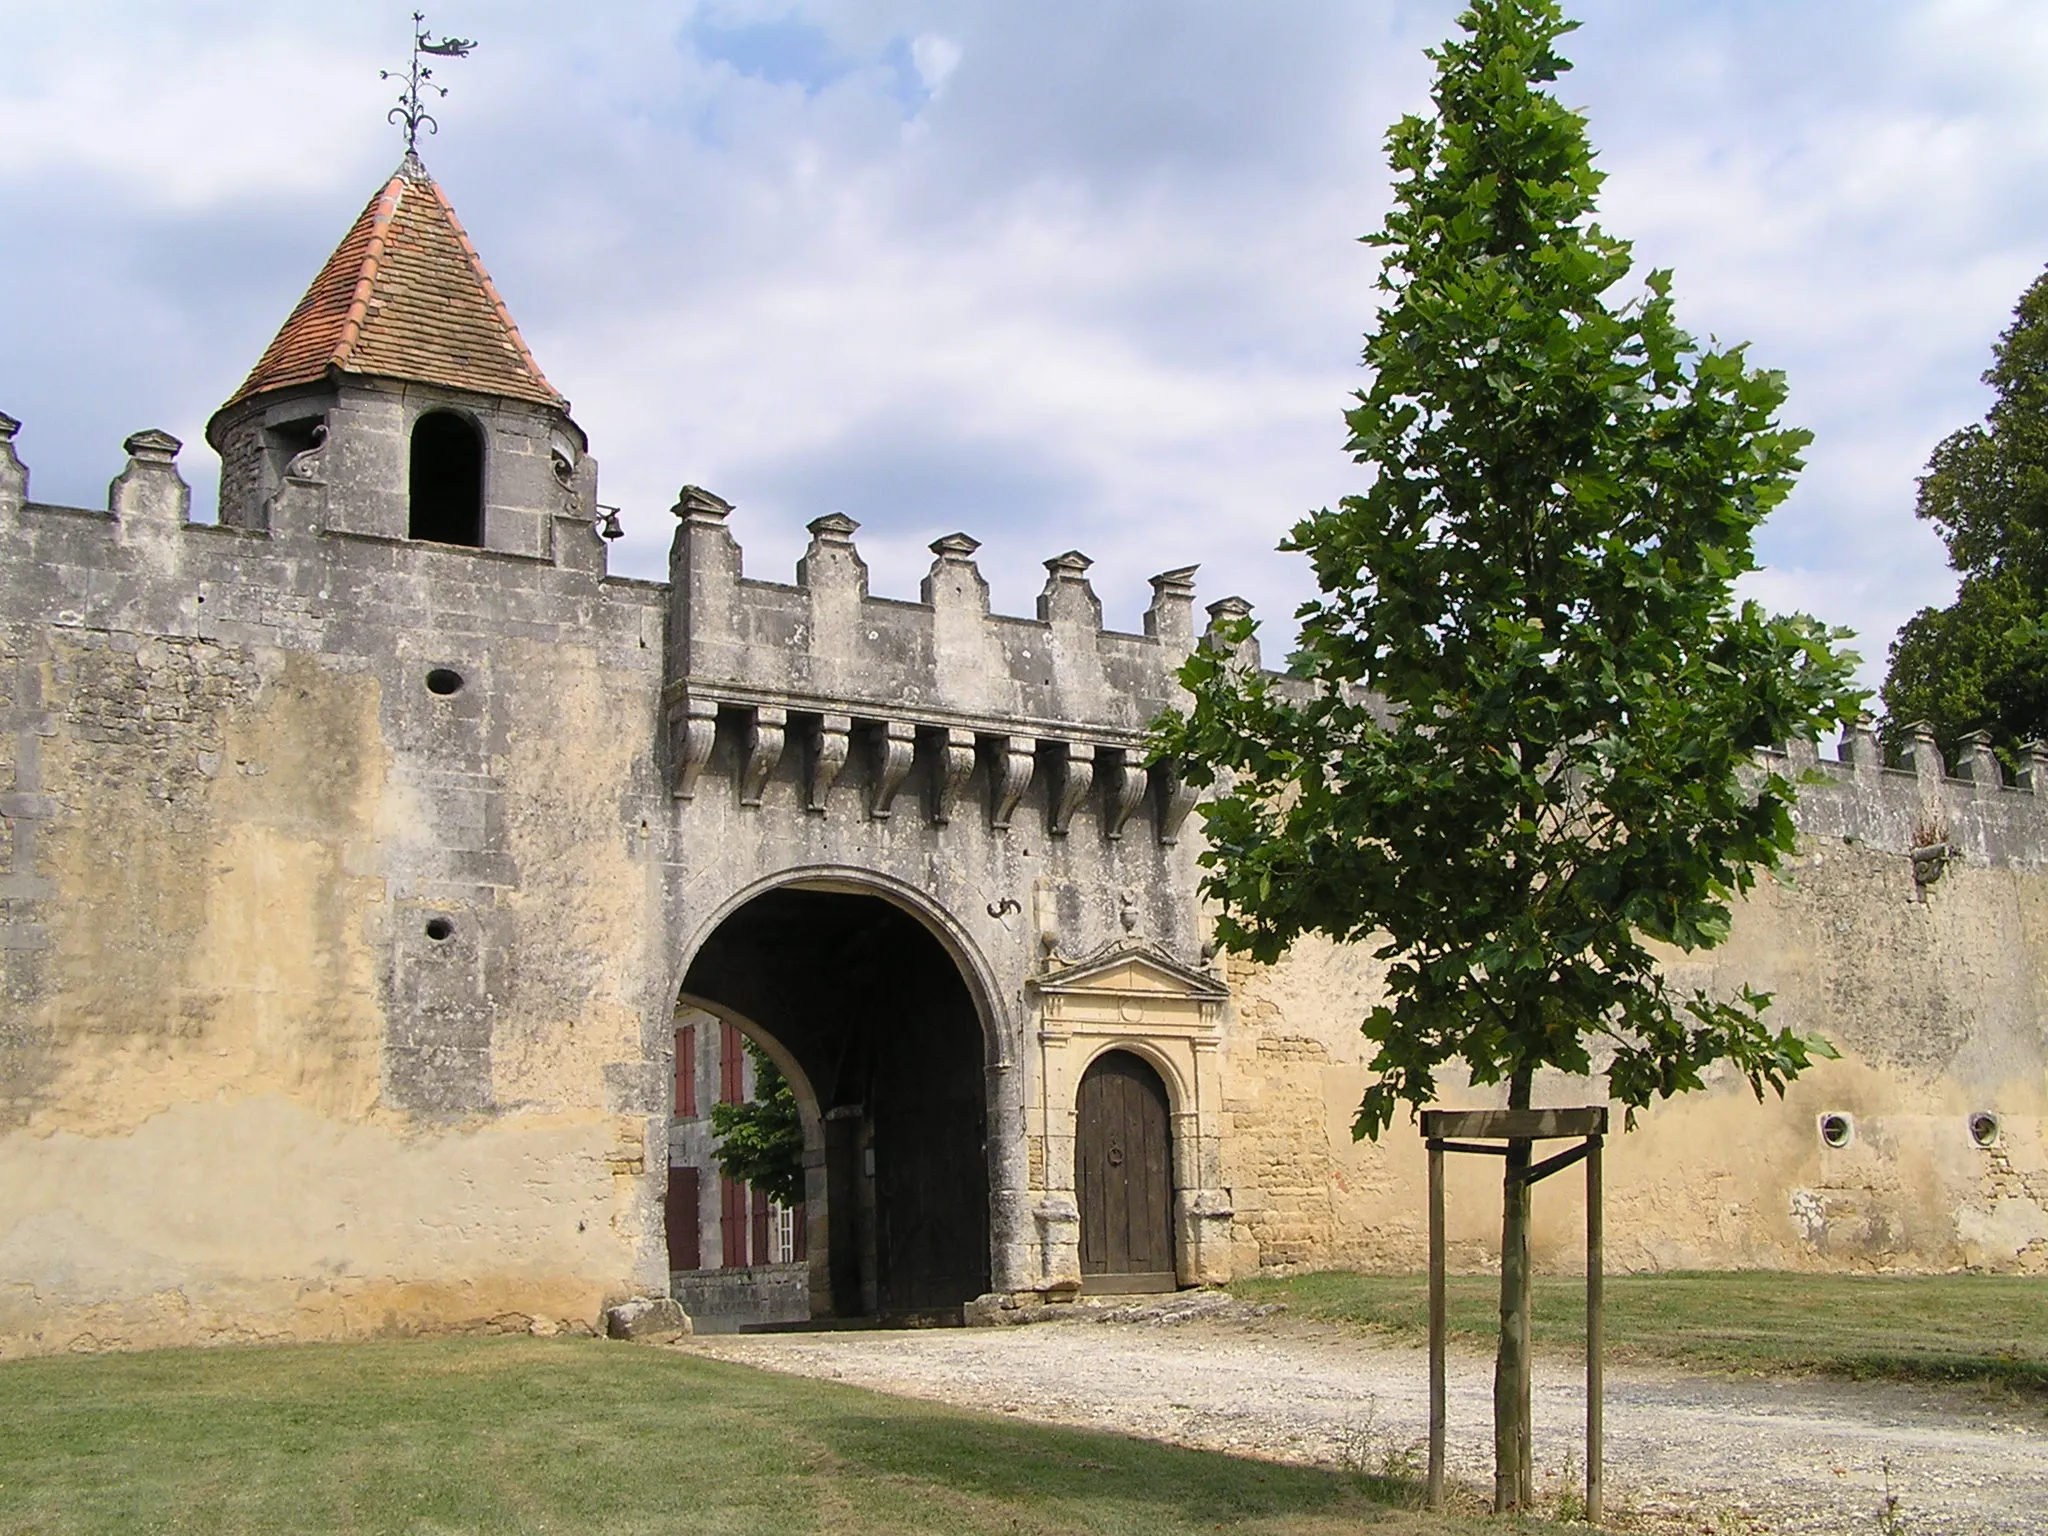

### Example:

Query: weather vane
xmin=382 ymin=12 xmax=477 ymax=153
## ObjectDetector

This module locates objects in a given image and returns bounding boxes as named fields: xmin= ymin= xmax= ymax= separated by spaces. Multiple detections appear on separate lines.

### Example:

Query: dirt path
xmin=683 ymin=1308 xmax=2048 ymax=1534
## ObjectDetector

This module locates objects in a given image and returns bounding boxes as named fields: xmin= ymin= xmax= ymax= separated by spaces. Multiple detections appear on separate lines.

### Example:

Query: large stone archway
xmin=680 ymin=884 xmax=992 ymax=1321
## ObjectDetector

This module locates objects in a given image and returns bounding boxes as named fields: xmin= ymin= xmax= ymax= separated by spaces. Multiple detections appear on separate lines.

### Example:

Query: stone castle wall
xmin=3 ymin=404 xmax=2045 ymax=1363
xmin=0 ymin=413 xmax=1224 ymax=1355
xmin=1225 ymin=737 xmax=2048 ymax=1277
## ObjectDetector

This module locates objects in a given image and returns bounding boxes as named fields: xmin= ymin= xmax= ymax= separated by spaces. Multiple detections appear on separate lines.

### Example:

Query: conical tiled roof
xmin=218 ymin=154 xmax=565 ymax=418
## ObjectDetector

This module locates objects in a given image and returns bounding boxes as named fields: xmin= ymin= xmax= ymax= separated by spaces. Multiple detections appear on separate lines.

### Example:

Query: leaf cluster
xmin=1153 ymin=0 xmax=1863 ymax=1138
xmin=709 ymin=1038 xmax=806 ymax=1210
xmin=1882 ymin=266 xmax=2048 ymax=766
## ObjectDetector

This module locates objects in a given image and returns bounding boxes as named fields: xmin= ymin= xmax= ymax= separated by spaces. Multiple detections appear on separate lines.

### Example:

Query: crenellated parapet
xmin=0 ymin=411 xmax=616 ymax=581
xmin=663 ymin=490 xmax=1207 ymax=843
xmin=1768 ymin=718 xmax=2048 ymax=873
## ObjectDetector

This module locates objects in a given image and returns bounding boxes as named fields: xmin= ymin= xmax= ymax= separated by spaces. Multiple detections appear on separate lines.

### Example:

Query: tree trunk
xmin=1493 ymin=1066 xmax=1535 ymax=1512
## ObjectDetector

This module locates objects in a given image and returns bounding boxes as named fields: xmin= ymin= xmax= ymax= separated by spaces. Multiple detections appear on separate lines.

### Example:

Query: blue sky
xmin=4 ymin=1 xmax=2046 ymax=686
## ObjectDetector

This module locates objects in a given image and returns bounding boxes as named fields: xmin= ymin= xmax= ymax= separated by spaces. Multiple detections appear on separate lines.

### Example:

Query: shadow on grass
xmin=0 ymin=1336 xmax=1529 ymax=1536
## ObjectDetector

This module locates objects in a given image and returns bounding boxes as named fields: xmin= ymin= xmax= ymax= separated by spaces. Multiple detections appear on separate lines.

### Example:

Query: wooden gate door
xmin=1076 ymin=1051 xmax=1176 ymax=1293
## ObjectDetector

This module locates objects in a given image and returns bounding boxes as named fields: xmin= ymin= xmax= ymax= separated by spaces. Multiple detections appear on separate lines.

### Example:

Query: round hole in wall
xmin=425 ymin=917 xmax=455 ymax=943
xmin=425 ymin=668 xmax=465 ymax=696
xmin=1819 ymin=1112 xmax=1853 ymax=1149
xmin=1969 ymin=1112 xmax=2001 ymax=1149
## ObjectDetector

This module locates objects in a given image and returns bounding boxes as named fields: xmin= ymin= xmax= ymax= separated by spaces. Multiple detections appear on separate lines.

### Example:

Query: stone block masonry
xmin=3 ymin=392 xmax=2046 ymax=1364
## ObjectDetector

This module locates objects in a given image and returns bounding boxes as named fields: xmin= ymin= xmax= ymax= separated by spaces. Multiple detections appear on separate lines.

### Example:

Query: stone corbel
xmin=928 ymin=727 xmax=977 ymax=825
xmin=989 ymin=736 xmax=1037 ymax=830
xmin=738 ymin=706 xmax=786 ymax=807
xmin=1152 ymin=760 xmax=1199 ymax=845
xmin=670 ymin=696 xmax=719 ymax=800
xmin=869 ymin=719 xmax=916 ymax=819
xmin=807 ymin=713 xmax=851 ymax=813
xmin=1048 ymin=742 xmax=1094 ymax=837
xmin=283 ymin=423 xmax=328 ymax=486
xmin=1103 ymin=748 xmax=1149 ymax=840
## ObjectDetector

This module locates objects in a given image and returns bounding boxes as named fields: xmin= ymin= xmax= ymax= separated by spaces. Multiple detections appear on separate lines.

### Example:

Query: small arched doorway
xmin=1077 ymin=1050 xmax=1176 ymax=1293
xmin=679 ymin=885 xmax=991 ymax=1322
xmin=408 ymin=410 xmax=484 ymax=545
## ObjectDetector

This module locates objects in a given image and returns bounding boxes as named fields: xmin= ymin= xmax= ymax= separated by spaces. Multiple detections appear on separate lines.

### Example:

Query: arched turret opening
xmin=408 ymin=410 xmax=484 ymax=545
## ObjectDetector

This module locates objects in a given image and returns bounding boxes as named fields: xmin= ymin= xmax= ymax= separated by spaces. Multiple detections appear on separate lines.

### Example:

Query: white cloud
xmin=911 ymin=33 xmax=962 ymax=96
xmin=1 ymin=0 xmax=2043 ymax=690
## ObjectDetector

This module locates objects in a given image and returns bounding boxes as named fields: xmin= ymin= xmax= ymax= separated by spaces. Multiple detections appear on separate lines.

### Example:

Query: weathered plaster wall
xmin=1222 ymin=746 xmax=2048 ymax=1277
xmin=7 ymin=399 xmax=2048 ymax=1364
xmin=0 ymin=420 xmax=673 ymax=1357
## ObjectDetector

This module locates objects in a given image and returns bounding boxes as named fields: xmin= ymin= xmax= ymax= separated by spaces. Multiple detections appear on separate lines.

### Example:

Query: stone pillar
xmin=1839 ymin=714 xmax=1882 ymax=785
xmin=0 ymin=410 xmax=26 ymax=522
xmin=925 ymin=533 xmax=999 ymax=715
xmin=109 ymin=429 xmax=190 ymax=540
xmin=1961 ymin=730 xmax=2002 ymax=797
xmin=1144 ymin=565 xmax=1200 ymax=653
xmin=665 ymin=486 xmax=741 ymax=795
xmin=798 ymin=513 xmax=868 ymax=692
xmin=2021 ymin=740 xmax=2048 ymax=798
xmin=1906 ymin=720 xmax=1946 ymax=789
xmin=1205 ymin=595 xmax=1260 ymax=672
xmin=1038 ymin=550 xmax=1103 ymax=629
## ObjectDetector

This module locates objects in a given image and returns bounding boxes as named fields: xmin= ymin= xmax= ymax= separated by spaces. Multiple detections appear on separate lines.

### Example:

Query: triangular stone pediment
xmin=1032 ymin=937 xmax=1220 ymax=1036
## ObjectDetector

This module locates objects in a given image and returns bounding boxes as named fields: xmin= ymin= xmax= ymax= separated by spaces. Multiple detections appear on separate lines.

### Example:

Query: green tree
xmin=710 ymin=1038 xmax=806 ymax=1211
xmin=1152 ymin=0 xmax=1862 ymax=1509
xmin=1882 ymin=267 xmax=2048 ymax=765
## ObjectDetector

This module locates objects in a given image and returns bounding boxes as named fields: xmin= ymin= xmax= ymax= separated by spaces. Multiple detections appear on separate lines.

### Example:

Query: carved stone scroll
xmin=1153 ymin=761 xmax=1199 ymax=845
xmin=670 ymin=696 xmax=719 ymax=800
xmin=929 ymin=727 xmax=977 ymax=825
xmin=1104 ymin=748 xmax=1149 ymax=841
xmin=738 ymin=706 xmax=787 ymax=807
xmin=807 ymin=713 xmax=851 ymax=813
xmin=869 ymin=719 xmax=916 ymax=819
xmin=989 ymin=736 xmax=1036 ymax=830
xmin=1049 ymin=742 xmax=1094 ymax=837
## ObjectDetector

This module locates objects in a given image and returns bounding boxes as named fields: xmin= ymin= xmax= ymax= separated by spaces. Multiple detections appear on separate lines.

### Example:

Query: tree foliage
xmin=709 ymin=1038 xmax=806 ymax=1210
xmin=1152 ymin=0 xmax=1865 ymax=1138
xmin=1882 ymin=267 xmax=2048 ymax=763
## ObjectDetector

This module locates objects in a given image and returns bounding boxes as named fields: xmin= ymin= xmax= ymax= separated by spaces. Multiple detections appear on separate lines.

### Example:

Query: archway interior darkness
xmin=683 ymin=888 xmax=991 ymax=1319
xmin=1077 ymin=1050 xmax=1175 ymax=1294
xmin=408 ymin=410 xmax=484 ymax=545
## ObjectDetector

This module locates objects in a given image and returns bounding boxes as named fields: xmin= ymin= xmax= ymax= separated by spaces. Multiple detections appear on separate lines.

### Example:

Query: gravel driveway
xmin=681 ymin=1302 xmax=2047 ymax=1534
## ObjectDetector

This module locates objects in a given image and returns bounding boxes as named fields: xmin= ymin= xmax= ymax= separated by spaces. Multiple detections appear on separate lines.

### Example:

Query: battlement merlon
xmin=662 ymin=490 xmax=1206 ymax=794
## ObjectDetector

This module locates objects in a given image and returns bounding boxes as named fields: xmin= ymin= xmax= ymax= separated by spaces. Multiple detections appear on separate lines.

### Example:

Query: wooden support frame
xmin=1421 ymin=1106 xmax=1606 ymax=1523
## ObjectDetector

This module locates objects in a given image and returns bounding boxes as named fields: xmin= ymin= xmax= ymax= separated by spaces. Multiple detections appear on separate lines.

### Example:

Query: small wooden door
xmin=1077 ymin=1051 xmax=1176 ymax=1293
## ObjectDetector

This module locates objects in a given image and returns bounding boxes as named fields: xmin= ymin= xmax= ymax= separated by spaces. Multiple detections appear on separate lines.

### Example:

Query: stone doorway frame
xmin=1026 ymin=938 xmax=1233 ymax=1293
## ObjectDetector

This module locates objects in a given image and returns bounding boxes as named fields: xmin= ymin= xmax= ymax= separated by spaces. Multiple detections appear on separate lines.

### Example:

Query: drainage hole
xmin=425 ymin=668 xmax=465 ymax=696
xmin=1969 ymin=1112 xmax=2000 ymax=1149
xmin=425 ymin=917 xmax=455 ymax=942
xmin=1819 ymin=1112 xmax=1853 ymax=1149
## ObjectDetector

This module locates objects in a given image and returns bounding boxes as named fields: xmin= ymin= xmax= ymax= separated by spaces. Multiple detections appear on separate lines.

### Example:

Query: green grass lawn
xmin=1229 ymin=1270 xmax=2048 ymax=1393
xmin=0 ymin=1335 xmax=1576 ymax=1536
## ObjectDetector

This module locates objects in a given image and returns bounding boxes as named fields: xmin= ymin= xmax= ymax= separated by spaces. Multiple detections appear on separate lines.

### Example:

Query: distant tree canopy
xmin=1883 ymin=267 xmax=2048 ymax=766
xmin=709 ymin=1038 xmax=805 ymax=1210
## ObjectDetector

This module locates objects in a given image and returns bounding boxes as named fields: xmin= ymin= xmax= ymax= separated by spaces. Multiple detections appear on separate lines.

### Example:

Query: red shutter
xmin=791 ymin=1202 xmax=807 ymax=1261
xmin=751 ymin=1185 xmax=771 ymax=1266
xmin=720 ymin=1176 xmax=749 ymax=1268
xmin=665 ymin=1167 xmax=701 ymax=1272
xmin=674 ymin=1024 xmax=696 ymax=1118
xmin=720 ymin=1021 xmax=745 ymax=1105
